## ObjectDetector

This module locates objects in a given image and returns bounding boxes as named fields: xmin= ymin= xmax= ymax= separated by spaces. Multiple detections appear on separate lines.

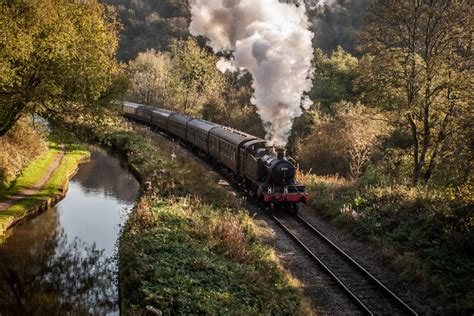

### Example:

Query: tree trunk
xmin=183 ymin=89 xmax=190 ymax=114
xmin=408 ymin=114 xmax=421 ymax=185
xmin=423 ymin=76 xmax=455 ymax=183
xmin=0 ymin=102 xmax=27 ymax=136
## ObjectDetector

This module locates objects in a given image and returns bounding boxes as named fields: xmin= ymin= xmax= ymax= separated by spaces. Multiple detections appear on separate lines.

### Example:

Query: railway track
xmin=271 ymin=212 xmax=418 ymax=316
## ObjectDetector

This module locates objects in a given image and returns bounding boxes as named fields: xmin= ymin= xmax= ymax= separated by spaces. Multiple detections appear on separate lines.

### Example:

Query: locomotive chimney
xmin=270 ymin=146 xmax=277 ymax=156
xmin=276 ymin=148 xmax=286 ymax=160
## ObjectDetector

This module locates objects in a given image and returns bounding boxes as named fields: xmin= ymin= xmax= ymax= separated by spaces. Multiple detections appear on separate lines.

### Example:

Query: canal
xmin=0 ymin=146 xmax=139 ymax=314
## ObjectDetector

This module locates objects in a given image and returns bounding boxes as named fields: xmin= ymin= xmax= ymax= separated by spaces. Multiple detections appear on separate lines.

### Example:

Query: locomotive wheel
xmin=258 ymin=195 xmax=266 ymax=209
xmin=248 ymin=185 xmax=260 ymax=203
xmin=290 ymin=202 xmax=299 ymax=214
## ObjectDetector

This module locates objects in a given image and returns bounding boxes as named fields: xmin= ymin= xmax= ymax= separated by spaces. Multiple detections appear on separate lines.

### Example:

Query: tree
xmin=202 ymin=71 xmax=265 ymax=137
xmin=128 ymin=49 xmax=172 ymax=106
xmin=307 ymin=0 xmax=373 ymax=56
xmin=101 ymin=0 xmax=190 ymax=61
xmin=289 ymin=47 xmax=358 ymax=152
xmin=295 ymin=102 xmax=386 ymax=177
xmin=0 ymin=0 xmax=123 ymax=136
xmin=287 ymin=107 xmax=318 ymax=152
xmin=310 ymin=47 xmax=359 ymax=115
xmin=357 ymin=0 xmax=473 ymax=184
xmin=170 ymin=39 xmax=225 ymax=115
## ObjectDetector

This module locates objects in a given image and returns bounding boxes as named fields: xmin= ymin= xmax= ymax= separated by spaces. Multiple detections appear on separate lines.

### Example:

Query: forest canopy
xmin=102 ymin=0 xmax=371 ymax=61
xmin=102 ymin=0 xmax=190 ymax=61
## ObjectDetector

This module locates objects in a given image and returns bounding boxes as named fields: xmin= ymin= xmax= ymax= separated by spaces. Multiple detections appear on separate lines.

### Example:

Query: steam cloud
xmin=189 ymin=0 xmax=314 ymax=146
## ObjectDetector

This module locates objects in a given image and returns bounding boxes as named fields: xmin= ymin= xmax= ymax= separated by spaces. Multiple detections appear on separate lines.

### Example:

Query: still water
xmin=0 ymin=146 xmax=139 ymax=314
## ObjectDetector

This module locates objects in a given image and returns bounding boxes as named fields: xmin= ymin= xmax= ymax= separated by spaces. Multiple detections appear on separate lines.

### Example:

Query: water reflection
xmin=0 ymin=228 xmax=115 ymax=313
xmin=73 ymin=147 xmax=138 ymax=203
xmin=0 ymin=146 xmax=139 ymax=314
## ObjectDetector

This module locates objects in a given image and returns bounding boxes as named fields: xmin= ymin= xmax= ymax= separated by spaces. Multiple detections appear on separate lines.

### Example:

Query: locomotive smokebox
xmin=266 ymin=148 xmax=295 ymax=185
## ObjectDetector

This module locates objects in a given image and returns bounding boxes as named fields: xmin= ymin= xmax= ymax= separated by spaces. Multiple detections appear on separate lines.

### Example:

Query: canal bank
xmin=0 ymin=143 xmax=90 ymax=242
xmin=0 ymin=146 xmax=140 ymax=314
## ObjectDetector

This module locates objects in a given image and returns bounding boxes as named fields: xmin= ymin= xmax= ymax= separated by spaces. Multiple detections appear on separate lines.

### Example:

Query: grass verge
xmin=0 ymin=142 xmax=60 ymax=201
xmin=299 ymin=173 xmax=473 ymax=314
xmin=0 ymin=143 xmax=89 ymax=240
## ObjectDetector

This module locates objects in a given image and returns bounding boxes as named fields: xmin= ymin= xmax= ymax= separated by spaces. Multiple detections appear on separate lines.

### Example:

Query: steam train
xmin=122 ymin=101 xmax=308 ymax=212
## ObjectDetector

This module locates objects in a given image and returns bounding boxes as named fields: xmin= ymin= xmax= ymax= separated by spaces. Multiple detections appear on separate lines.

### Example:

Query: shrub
xmin=295 ymin=103 xmax=387 ymax=178
xmin=358 ymin=165 xmax=386 ymax=187
xmin=0 ymin=119 xmax=47 ymax=190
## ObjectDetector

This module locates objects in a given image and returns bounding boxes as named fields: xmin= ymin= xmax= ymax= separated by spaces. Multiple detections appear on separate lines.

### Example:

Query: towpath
xmin=0 ymin=149 xmax=65 ymax=212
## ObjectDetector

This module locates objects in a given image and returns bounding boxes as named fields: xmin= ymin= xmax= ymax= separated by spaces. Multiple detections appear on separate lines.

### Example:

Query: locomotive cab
xmin=241 ymin=141 xmax=267 ymax=182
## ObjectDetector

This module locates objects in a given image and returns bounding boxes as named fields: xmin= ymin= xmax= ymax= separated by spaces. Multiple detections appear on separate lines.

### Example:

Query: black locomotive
xmin=123 ymin=101 xmax=308 ymax=212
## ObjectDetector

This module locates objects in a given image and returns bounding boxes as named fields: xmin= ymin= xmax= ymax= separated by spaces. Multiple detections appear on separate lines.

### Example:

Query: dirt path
xmin=0 ymin=150 xmax=65 ymax=212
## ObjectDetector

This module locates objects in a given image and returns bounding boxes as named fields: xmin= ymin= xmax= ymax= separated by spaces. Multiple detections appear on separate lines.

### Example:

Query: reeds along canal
xmin=0 ymin=146 xmax=139 ymax=314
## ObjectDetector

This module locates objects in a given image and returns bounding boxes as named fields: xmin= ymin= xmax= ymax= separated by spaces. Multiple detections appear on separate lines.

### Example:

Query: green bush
xmin=358 ymin=165 xmax=385 ymax=187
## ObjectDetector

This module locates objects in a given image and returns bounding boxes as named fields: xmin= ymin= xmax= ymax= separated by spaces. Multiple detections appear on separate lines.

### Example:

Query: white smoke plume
xmin=189 ymin=0 xmax=314 ymax=146
xmin=304 ymin=0 xmax=336 ymax=9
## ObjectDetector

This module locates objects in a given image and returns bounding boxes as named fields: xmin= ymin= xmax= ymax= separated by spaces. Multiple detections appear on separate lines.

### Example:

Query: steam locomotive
xmin=122 ymin=101 xmax=308 ymax=212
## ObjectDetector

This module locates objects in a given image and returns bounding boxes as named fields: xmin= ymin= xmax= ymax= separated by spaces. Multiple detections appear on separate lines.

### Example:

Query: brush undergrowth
xmin=299 ymin=172 xmax=473 ymax=313
xmin=55 ymin=112 xmax=311 ymax=315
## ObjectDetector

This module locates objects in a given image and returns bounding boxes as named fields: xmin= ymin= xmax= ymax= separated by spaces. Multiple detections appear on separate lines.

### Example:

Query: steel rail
xmin=271 ymin=214 xmax=374 ymax=315
xmin=293 ymin=213 xmax=418 ymax=316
